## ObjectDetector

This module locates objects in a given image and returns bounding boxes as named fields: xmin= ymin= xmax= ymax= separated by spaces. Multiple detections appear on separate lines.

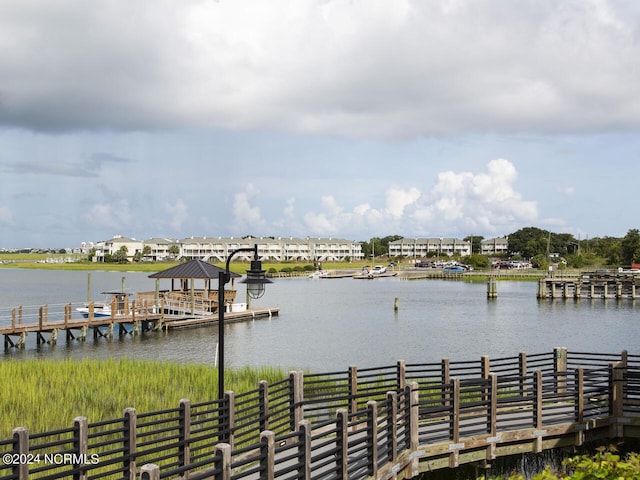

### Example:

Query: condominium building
xmin=480 ymin=237 xmax=509 ymax=255
xmin=388 ymin=238 xmax=472 ymax=258
xmin=92 ymin=235 xmax=364 ymax=262
xmin=93 ymin=235 xmax=144 ymax=262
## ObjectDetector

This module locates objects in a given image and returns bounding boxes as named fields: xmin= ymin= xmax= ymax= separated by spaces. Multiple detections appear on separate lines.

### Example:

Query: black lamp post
xmin=218 ymin=244 xmax=271 ymax=398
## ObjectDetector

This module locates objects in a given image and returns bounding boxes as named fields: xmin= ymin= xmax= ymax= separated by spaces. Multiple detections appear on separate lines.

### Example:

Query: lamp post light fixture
xmin=218 ymin=244 xmax=272 ymax=399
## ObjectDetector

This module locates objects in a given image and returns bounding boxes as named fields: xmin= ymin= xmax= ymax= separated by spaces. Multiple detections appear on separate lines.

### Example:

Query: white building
xmin=93 ymin=236 xmax=365 ymax=263
xmin=388 ymin=238 xmax=472 ymax=258
xmin=480 ymin=237 xmax=509 ymax=255
xmin=93 ymin=235 xmax=144 ymax=262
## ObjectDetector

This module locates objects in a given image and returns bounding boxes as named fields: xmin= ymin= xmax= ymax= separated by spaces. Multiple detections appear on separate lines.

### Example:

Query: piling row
xmin=537 ymin=271 xmax=640 ymax=300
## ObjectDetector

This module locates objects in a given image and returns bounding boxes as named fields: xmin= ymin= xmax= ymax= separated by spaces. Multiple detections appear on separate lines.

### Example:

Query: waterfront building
xmin=144 ymin=237 xmax=178 ymax=261
xmin=93 ymin=235 xmax=364 ymax=262
xmin=480 ymin=237 xmax=509 ymax=255
xmin=93 ymin=235 xmax=144 ymax=262
xmin=388 ymin=237 xmax=472 ymax=258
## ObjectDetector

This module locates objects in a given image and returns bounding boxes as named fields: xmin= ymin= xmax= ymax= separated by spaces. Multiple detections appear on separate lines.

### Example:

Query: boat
xmin=76 ymin=291 xmax=133 ymax=318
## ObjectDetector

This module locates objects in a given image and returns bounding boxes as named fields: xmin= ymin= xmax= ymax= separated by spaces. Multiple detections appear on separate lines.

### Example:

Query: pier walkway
xmin=1 ymin=348 xmax=639 ymax=480
xmin=0 ymin=298 xmax=278 ymax=348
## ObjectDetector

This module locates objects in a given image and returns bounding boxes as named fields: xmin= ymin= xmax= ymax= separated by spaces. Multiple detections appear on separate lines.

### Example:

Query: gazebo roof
xmin=148 ymin=259 xmax=241 ymax=280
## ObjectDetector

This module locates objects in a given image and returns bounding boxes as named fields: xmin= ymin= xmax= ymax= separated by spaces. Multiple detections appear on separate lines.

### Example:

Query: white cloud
xmin=232 ymin=184 xmax=266 ymax=233
xmin=0 ymin=204 xmax=13 ymax=224
xmin=164 ymin=199 xmax=189 ymax=232
xmin=386 ymin=187 xmax=421 ymax=218
xmin=82 ymin=200 xmax=133 ymax=232
xmin=557 ymin=186 xmax=575 ymax=196
xmin=299 ymin=159 xmax=538 ymax=238
xmin=1 ymin=1 xmax=639 ymax=137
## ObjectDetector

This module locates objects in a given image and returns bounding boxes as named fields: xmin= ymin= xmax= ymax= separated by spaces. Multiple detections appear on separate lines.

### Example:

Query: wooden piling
xmin=487 ymin=277 xmax=497 ymax=299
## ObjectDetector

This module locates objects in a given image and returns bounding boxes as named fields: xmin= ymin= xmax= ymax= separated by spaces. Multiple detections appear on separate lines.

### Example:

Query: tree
xmin=463 ymin=235 xmax=484 ymax=254
xmin=111 ymin=246 xmax=129 ymax=263
xmin=361 ymin=235 xmax=403 ymax=260
xmin=465 ymin=254 xmax=489 ymax=269
xmin=168 ymin=244 xmax=180 ymax=257
xmin=620 ymin=229 xmax=640 ymax=265
xmin=507 ymin=227 xmax=580 ymax=260
xmin=507 ymin=227 xmax=550 ymax=258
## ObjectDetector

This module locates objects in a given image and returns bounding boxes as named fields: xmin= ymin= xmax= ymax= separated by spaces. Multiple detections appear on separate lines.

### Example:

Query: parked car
xmin=443 ymin=265 xmax=465 ymax=274
xmin=416 ymin=261 xmax=434 ymax=268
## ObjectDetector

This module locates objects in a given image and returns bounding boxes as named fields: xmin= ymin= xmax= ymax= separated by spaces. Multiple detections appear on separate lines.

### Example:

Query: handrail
xmin=1 ymin=348 xmax=638 ymax=480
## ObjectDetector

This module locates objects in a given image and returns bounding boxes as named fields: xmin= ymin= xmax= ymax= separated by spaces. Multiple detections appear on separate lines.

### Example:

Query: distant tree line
xmin=361 ymin=227 xmax=640 ymax=269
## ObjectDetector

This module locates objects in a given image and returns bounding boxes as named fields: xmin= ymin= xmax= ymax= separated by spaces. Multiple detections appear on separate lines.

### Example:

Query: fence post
xmin=609 ymin=362 xmax=625 ymax=438
xmin=387 ymin=391 xmax=398 ymax=463
xmin=348 ymin=366 xmax=358 ymax=414
xmin=575 ymin=368 xmax=584 ymax=446
xmin=409 ymin=382 xmax=419 ymax=451
xmin=487 ymin=374 xmax=498 ymax=461
xmin=259 ymin=380 xmax=269 ymax=432
xmin=224 ymin=391 xmax=235 ymax=449
xmin=366 ymin=401 xmax=378 ymax=478
xmin=12 ymin=427 xmax=28 ymax=480
xmin=214 ymin=443 xmax=231 ymax=480
xmin=533 ymin=371 xmax=543 ymax=453
xmin=404 ymin=382 xmax=420 ymax=480
xmin=298 ymin=420 xmax=312 ymax=480
xmin=123 ymin=408 xmax=137 ymax=480
xmin=441 ymin=358 xmax=451 ymax=409
xmin=335 ymin=409 xmax=348 ymax=480
xmin=554 ymin=347 xmax=567 ymax=394
xmin=179 ymin=399 xmax=191 ymax=475
xmin=397 ymin=360 xmax=406 ymax=390
xmin=73 ymin=416 xmax=88 ymax=480
xmin=288 ymin=370 xmax=304 ymax=431
xmin=519 ymin=352 xmax=527 ymax=396
xmin=260 ymin=431 xmax=275 ymax=480
xmin=449 ymin=378 xmax=460 ymax=443
xmin=449 ymin=378 xmax=461 ymax=468
xmin=481 ymin=355 xmax=490 ymax=379
xmin=140 ymin=464 xmax=160 ymax=480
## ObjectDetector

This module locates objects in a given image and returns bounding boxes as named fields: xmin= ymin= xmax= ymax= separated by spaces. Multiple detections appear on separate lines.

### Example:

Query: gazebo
xmin=145 ymin=259 xmax=242 ymax=315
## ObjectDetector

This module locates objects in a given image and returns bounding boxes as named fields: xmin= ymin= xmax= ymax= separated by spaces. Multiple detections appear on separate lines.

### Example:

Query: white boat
xmin=76 ymin=291 xmax=132 ymax=318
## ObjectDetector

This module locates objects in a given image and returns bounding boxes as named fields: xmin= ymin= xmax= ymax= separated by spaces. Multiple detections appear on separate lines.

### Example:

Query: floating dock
xmin=537 ymin=270 xmax=640 ymax=299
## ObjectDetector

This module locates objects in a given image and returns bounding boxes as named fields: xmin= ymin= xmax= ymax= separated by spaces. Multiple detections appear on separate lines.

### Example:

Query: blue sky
xmin=1 ymin=0 xmax=639 ymax=248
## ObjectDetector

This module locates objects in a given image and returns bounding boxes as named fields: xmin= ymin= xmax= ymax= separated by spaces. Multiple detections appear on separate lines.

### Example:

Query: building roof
xmin=148 ymin=259 xmax=241 ymax=280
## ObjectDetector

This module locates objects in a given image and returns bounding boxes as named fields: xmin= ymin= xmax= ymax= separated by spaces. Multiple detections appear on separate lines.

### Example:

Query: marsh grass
xmin=0 ymin=358 xmax=287 ymax=437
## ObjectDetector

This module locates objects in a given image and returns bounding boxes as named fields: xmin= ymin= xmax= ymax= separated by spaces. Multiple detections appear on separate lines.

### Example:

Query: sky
xmin=1 ymin=0 xmax=639 ymax=249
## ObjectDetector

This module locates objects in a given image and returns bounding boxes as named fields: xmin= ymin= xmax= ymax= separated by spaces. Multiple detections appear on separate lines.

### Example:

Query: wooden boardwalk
xmin=0 ymin=300 xmax=279 ymax=348
xmin=1 ymin=348 xmax=639 ymax=480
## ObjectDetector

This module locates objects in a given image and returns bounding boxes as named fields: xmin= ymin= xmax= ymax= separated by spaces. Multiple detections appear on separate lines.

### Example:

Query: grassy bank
xmin=0 ymin=253 xmax=368 ymax=274
xmin=0 ymin=358 xmax=288 ymax=437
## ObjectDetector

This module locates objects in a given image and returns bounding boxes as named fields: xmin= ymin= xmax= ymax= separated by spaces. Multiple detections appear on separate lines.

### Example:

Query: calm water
xmin=0 ymin=269 xmax=638 ymax=371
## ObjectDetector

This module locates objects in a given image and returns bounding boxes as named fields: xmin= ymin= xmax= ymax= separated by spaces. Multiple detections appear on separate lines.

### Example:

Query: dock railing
xmin=1 ymin=348 xmax=640 ymax=480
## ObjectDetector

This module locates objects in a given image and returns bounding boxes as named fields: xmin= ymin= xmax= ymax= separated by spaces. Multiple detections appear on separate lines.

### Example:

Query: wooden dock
xmin=537 ymin=270 xmax=640 ymax=299
xmin=0 ymin=300 xmax=279 ymax=348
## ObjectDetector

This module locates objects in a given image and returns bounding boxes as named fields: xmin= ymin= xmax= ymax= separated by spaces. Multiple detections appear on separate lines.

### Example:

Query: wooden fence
xmin=1 ymin=348 xmax=639 ymax=480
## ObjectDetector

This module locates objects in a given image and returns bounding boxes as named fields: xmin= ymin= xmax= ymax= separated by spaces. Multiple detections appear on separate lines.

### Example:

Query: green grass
xmin=0 ymin=358 xmax=287 ymax=437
